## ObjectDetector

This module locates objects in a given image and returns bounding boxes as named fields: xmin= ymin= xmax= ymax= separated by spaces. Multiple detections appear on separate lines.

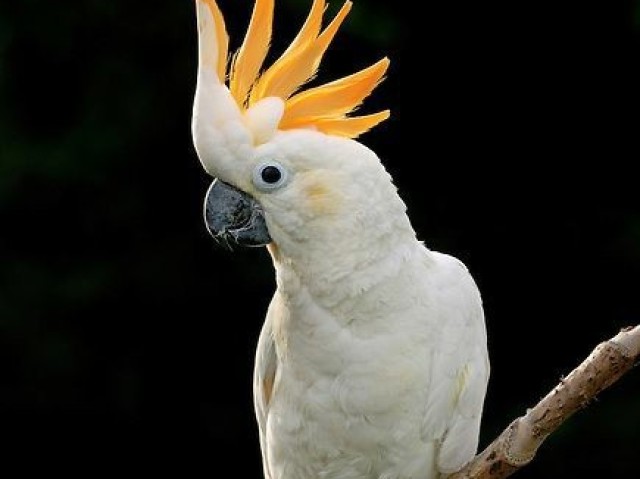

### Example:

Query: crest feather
xmin=280 ymin=57 xmax=389 ymax=129
xmin=249 ymin=1 xmax=352 ymax=103
xmin=279 ymin=0 xmax=326 ymax=60
xmin=201 ymin=0 xmax=229 ymax=80
xmin=310 ymin=110 xmax=390 ymax=138
xmin=198 ymin=0 xmax=389 ymax=139
xmin=229 ymin=0 xmax=274 ymax=106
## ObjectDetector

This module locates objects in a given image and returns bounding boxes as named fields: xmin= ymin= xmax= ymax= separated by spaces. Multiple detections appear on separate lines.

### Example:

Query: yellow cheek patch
xmin=303 ymin=176 xmax=342 ymax=216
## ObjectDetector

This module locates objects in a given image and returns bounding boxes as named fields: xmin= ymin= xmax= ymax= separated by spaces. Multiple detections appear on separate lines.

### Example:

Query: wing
xmin=422 ymin=253 xmax=490 ymax=474
xmin=436 ymin=326 xmax=489 ymax=473
xmin=253 ymin=295 xmax=279 ymax=479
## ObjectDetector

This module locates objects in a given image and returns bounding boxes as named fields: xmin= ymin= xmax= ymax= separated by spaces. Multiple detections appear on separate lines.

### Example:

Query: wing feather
xmin=421 ymin=253 xmax=490 ymax=474
xmin=254 ymin=307 xmax=278 ymax=479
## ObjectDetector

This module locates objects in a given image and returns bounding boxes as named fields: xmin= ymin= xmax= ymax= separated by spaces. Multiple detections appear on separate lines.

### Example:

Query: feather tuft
xmin=199 ymin=0 xmax=389 ymax=140
xmin=229 ymin=0 xmax=274 ymax=106
xmin=280 ymin=57 xmax=390 ymax=131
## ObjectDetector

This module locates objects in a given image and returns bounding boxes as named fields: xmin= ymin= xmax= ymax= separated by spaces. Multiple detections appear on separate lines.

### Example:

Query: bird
xmin=190 ymin=0 xmax=490 ymax=477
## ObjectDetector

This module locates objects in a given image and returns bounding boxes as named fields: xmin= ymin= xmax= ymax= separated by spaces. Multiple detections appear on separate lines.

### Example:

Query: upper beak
xmin=203 ymin=179 xmax=272 ymax=247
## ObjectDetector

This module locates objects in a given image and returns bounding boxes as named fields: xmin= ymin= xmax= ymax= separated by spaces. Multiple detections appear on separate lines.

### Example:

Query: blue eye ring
xmin=252 ymin=161 xmax=289 ymax=192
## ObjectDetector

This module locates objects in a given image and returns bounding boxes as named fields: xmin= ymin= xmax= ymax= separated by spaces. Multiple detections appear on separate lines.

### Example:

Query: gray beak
xmin=203 ymin=179 xmax=272 ymax=247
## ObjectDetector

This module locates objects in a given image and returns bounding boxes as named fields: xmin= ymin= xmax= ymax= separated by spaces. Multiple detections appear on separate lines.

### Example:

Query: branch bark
xmin=449 ymin=325 xmax=640 ymax=479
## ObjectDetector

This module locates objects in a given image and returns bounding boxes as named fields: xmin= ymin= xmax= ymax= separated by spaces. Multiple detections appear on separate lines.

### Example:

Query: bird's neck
xmin=267 ymin=215 xmax=426 ymax=312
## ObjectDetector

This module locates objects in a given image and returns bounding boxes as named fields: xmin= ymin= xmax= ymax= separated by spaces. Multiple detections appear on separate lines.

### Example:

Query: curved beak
xmin=203 ymin=179 xmax=272 ymax=247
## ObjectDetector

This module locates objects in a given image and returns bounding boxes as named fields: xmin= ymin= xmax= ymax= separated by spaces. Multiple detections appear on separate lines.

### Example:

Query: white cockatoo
xmin=191 ymin=0 xmax=490 ymax=477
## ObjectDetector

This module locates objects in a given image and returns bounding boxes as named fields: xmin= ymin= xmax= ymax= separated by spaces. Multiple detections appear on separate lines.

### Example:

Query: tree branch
xmin=450 ymin=325 xmax=640 ymax=479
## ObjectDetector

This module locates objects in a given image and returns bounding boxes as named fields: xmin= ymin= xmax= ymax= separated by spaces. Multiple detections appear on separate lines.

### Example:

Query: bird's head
xmin=193 ymin=0 xmax=407 ymax=260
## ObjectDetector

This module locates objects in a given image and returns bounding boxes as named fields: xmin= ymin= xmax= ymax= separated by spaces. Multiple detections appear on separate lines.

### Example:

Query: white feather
xmin=244 ymin=97 xmax=285 ymax=146
xmin=249 ymin=130 xmax=489 ymax=479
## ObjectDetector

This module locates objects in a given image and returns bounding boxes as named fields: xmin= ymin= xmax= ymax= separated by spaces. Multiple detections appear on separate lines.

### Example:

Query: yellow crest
xmin=201 ymin=0 xmax=390 ymax=139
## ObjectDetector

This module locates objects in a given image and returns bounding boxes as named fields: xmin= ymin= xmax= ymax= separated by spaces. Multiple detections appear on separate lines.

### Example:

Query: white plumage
xmin=251 ymin=133 xmax=489 ymax=478
xmin=191 ymin=1 xmax=489 ymax=478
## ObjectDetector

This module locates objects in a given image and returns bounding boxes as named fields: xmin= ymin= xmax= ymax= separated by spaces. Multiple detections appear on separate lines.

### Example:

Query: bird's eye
xmin=252 ymin=161 xmax=289 ymax=191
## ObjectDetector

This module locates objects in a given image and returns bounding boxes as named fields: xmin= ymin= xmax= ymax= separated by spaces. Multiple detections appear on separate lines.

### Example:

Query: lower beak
xmin=203 ymin=179 xmax=272 ymax=247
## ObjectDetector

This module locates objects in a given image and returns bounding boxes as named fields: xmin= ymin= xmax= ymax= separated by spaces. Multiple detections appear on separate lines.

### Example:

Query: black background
xmin=1 ymin=0 xmax=639 ymax=476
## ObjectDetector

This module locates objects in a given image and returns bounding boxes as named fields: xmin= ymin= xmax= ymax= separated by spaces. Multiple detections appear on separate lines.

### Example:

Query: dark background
xmin=1 ymin=0 xmax=639 ymax=476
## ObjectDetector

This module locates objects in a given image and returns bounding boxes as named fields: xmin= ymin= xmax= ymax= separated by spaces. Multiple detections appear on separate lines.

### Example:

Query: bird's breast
xmin=264 ymin=279 xmax=439 ymax=478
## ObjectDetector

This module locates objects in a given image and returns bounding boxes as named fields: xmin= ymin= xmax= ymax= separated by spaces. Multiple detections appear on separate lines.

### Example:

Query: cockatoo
xmin=191 ymin=0 xmax=489 ymax=477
